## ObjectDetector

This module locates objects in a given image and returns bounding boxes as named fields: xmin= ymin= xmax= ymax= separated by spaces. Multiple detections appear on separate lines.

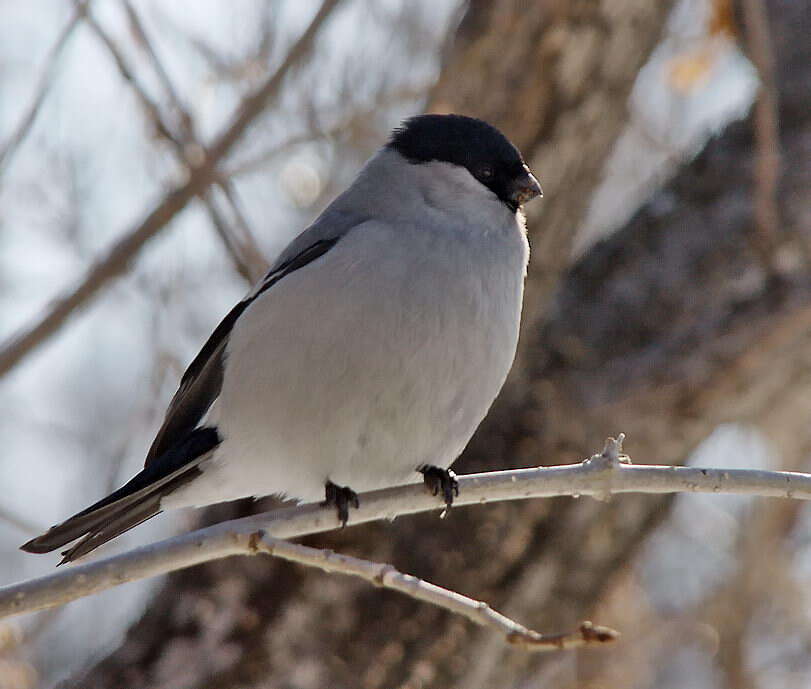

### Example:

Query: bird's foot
xmin=322 ymin=481 xmax=359 ymax=527
xmin=420 ymin=466 xmax=459 ymax=510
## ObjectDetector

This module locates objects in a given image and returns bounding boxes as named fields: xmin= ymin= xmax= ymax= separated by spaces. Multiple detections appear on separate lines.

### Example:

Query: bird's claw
xmin=322 ymin=481 xmax=359 ymax=527
xmin=420 ymin=466 xmax=459 ymax=509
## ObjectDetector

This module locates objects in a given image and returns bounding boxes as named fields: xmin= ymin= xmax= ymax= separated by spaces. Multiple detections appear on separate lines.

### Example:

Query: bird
xmin=21 ymin=113 xmax=542 ymax=564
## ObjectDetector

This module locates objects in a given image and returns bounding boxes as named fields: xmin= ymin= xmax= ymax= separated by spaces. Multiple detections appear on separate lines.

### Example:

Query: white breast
xmin=163 ymin=195 xmax=528 ymax=509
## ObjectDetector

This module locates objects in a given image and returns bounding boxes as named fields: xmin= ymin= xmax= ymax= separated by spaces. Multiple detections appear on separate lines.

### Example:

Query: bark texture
xmin=71 ymin=0 xmax=811 ymax=687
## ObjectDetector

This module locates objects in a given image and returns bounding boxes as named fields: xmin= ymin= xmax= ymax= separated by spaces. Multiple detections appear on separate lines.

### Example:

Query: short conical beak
xmin=510 ymin=170 xmax=543 ymax=206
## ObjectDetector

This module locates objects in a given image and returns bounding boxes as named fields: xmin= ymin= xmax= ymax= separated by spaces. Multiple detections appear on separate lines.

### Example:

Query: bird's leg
xmin=419 ymin=466 xmax=459 ymax=509
xmin=322 ymin=481 xmax=360 ymax=527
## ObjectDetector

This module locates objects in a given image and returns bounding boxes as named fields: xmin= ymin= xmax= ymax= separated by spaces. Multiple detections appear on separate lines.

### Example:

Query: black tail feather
xmin=21 ymin=427 xmax=220 ymax=562
xmin=57 ymin=496 xmax=163 ymax=565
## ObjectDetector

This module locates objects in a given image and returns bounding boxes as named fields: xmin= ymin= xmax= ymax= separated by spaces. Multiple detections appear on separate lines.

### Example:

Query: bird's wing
xmin=144 ymin=210 xmax=362 ymax=465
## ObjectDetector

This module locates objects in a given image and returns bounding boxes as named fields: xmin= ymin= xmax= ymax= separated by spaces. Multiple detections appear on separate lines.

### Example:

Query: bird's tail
xmin=21 ymin=427 xmax=220 ymax=565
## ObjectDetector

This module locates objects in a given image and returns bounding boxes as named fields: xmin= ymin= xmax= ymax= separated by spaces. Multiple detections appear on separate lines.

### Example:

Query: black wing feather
xmin=21 ymin=236 xmax=341 ymax=562
xmin=145 ymin=237 xmax=339 ymax=464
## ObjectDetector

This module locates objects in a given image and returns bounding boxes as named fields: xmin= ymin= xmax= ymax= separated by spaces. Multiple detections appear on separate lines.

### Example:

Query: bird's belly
xmin=215 ymin=324 xmax=513 ymax=503
xmin=167 ymin=227 xmax=524 ymax=507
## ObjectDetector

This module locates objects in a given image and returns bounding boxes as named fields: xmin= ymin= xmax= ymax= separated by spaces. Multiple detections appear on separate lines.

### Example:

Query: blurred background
xmin=0 ymin=0 xmax=809 ymax=687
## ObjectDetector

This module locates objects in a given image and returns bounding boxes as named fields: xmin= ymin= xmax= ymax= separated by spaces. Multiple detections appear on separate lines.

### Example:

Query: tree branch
xmin=0 ymin=2 xmax=87 ymax=173
xmin=225 ymin=85 xmax=427 ymax=178
xmin=0 ymin=0 xmax=341 ymax=378
xmin=250 ymin=533 xmax=618 ymax=652
xmin=4 ymin=435 xmax=811 ymax=625
xmin=741 ymin=0 xmax=783 ymax=273
xmin=116 ymin=0 xmax=269 ymax=281
xmin=80 ymin=0 xmax=264 ymax=282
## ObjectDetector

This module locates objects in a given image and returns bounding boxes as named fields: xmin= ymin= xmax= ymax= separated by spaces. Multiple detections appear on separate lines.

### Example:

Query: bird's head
xmin=387 ymin=114 xmax=542 ymax=214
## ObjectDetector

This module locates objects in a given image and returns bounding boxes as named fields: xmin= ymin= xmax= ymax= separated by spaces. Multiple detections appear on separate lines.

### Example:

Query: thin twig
xmin=81 ymin=1 xmax=267 ymax=282
xmin=741 ymin=0 xmax=782 ymax=273
xmin=214 ymin=180 xmax=269 ymax=280
xmin=6 ymin=435 xmax=811 ymax=621
xmin=226 ymin=86 xmax=427 ymax=178
xmin=252 ymin=532 xmax=618 ymax=651
xmin=0 ymin=0 xmax=342 ymax=378
xmin=121 ymin=0 xmax=189 ymax=135
xmin=79 ymin=5 xmax=178 ymax=148
xmin=82 ymin=2 xmax=254 ymax=281
xmin=0 ymin=2 xmax=87 ymax=173
xmin=121 ymin=0 xmax=268 ymax=279
xmin=203 ymin=0 xmax=342 ymax=172
xmin=202 ymin=190 xmax=258 ymax=282
xmin=227 ymin=130 xmax=324 ymax=177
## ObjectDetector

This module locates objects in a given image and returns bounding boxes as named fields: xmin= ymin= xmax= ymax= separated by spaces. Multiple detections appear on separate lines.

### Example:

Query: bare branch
xmin=0 ymin=2 xmax=87 ymax=174
xmin=201 ymin=190 xmax=259 ymax=282
xmin=0 ymin=0 xmax=342 ymax=377
xmin=203 ymin=0 xmax=342 ymax=166
xmin=119 ymin=0 xmax=268 ymax=280
xmin=5 ymin=435 xmax=811 ymax=622
xmin=82 ymin=2 xmax=266 ymax=281
xmin=79 ymin=4 xmax=180 ymax=150
xmin=251 ymin=533 xmax=618 ymax=652
xmin=121 ymin=0 xmax=188 ymax=134
xmin=741 ymin=0 xmax=783 ymax=272
xmin=226 ymin=85 xmax=427 ymax=178
xmin=213 ymin=180 xmax=269 ymax=281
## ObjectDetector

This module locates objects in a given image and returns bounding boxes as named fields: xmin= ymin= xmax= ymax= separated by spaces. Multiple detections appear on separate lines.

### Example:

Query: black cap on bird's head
xmin=387 ymin=114 xmax=542 ymax=212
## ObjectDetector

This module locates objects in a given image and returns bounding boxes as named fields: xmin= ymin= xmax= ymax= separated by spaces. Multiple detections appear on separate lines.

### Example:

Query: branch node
xmin=586 ymin=434 xmax=631 ymax=469
xmin=603 ymin=433 xmax=629 ymax=463
xmin=373 ymin=564 xmax=396 ymax=587
xmin=579 ymin=620 xmax=620 ymax=643
xmin=506 ymin=619 xmax=619 ymax=651
xmin=248 ymin=530 xmax=266 ymax=554
xmin=582 ymin=434 xmax=630 ymax=501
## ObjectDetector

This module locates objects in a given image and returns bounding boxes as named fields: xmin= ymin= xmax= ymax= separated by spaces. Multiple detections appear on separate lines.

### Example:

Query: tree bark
xmin=72 ymin=0 xmax=811 ymax=687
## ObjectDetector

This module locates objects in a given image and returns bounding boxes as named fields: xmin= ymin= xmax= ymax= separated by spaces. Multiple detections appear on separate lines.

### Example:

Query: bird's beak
xmin=510 ymin=170 xmax=543 ymax=206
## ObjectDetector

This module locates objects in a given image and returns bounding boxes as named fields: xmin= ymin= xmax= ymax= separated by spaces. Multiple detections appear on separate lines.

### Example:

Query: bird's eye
xmin=476 ymin=164 xmax=494 ymax=180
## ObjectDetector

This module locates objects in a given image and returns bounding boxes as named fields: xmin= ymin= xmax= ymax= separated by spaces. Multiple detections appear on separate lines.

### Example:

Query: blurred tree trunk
xmin=72 ymin=0 xmax=811 ymax=687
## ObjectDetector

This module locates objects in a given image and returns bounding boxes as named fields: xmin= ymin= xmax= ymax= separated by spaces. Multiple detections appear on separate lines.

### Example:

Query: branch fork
xmin=247 ymin=529 xmax=618 ymax=652
xmin=6 ymin=434 xmax=811 ymax=651
xmin=583 ymin=433 xmax=631 ymax=501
